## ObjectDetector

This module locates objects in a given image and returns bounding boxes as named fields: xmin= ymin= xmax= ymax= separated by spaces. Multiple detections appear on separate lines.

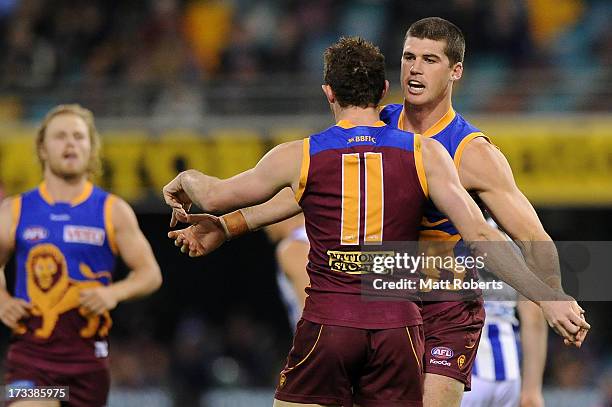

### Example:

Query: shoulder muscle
xmin=458 ymin=137 xmax=514 ymax=192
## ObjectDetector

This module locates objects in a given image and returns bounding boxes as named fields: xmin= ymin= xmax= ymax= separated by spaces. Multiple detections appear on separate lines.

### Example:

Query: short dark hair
xmin=323 ymin=36 xmax=386 ymax=108
xmin=406 ymin=17 xmax=465 ymax=66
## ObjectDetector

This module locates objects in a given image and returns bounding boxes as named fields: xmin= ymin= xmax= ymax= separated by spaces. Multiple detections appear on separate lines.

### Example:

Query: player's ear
xmin=380 ymin=80 xmax=390 ymax=101
xmin=322 ymin=84 xmax=335 ymax=104
xmin=451 ymin=62 xmax=463 ymax=81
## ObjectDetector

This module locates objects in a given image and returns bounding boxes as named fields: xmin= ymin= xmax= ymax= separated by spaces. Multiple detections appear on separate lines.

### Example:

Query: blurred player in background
xmin=464 ymin=300 xmax=545 ymax=407
xmin=164 ymin=36 xmax=587 ymax=407
xmin=0 ymin=104 xmax=162 ymax=407
xmin=461 ymin=219 xmax=547 ymax=407
xmin=264 ymin=214 xmax=308 ymax=329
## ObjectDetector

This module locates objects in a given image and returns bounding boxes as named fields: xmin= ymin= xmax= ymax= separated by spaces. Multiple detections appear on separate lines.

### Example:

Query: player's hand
xmin=539 ymin=295 xmax=590 ymax=347
xmin=168 ymin=214 xmax=227 ymax=257
xmin=79 ymin=286 xmax=118 ymax=316
xmin=564 ymin=309 xmax=589 ymax=347
xmin=520 ymin=390 xmax=544 ymax=407
xmin=163 ymin=172 xmax=193 ymax=227
xmin=0 ymin=296 xmax=31 ymax=329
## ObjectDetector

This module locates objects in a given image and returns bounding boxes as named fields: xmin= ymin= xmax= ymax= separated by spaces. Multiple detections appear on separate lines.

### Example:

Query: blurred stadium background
xmin=0 ymin=0 xmax=611 ymax=406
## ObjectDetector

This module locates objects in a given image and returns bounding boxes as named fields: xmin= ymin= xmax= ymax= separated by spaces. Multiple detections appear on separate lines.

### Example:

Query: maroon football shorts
xmin=275 ymin=319 xmax=424 ymax=407
xmin=4 ymin=361 xmax=110 ymax=407
xmin=422 ymin=300 xmax=485 ymax=390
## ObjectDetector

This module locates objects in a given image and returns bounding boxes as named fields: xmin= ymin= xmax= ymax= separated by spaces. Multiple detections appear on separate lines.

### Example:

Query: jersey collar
xmin=39 ymin=181 xmax=94 ymax=207
xmin=398 ymin=106 xmax=456 ymax=137
xmin=336 ymin=119 xmax=386 ymax=129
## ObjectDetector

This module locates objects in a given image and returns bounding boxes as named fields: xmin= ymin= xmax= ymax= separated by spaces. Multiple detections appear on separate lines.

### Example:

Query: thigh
xmin=423 ymin=301 xmax=485 ymax=391
xmin=355 ymin=325 xmax=424 ymax=407
xmin=275 ymin=319 xmax=366 ymax=406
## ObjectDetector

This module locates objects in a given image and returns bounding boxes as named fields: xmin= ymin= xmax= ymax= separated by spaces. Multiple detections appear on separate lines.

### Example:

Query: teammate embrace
xmin=165 ymin=18 xmax=590 ymax=407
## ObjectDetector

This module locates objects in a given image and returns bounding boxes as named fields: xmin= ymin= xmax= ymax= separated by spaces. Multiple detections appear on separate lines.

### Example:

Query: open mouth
xmin=408 ymin=80 xmax=425 ymax=92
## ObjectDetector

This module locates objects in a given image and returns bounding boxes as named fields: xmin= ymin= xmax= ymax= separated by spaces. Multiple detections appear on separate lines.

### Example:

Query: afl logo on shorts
xmin=431 ymin=346 xmax=454 ymax=360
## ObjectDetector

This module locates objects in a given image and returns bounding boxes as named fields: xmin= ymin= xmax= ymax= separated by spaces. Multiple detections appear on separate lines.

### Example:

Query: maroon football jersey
xmin=296 ymin=120 xmax=427 ymax=329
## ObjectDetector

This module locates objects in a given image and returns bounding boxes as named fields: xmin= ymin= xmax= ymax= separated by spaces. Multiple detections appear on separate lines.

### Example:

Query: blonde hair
xmin=36 ymin=104 xmax=102 ymax=177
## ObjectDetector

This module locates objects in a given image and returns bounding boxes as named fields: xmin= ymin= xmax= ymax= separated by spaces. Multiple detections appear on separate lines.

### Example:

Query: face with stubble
xmin=39 ymin=113 xmax=92 ymax=180
xmin=400 ymin=36 xmax=463 ymax=108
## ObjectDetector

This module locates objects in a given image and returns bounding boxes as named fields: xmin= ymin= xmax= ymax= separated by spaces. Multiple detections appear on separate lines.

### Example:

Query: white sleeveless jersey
xmin=462 ymin=218 xmax=523 ymax=407
xmin=472 ymin=218 xmax=521 ymax=382
xmin=276 ymin=226 xmax=308 ymax=329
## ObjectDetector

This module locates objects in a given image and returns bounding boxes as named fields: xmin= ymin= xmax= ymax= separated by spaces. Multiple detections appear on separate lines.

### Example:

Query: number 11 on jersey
xmin=341 ymin=153 xmax=384 ymax=245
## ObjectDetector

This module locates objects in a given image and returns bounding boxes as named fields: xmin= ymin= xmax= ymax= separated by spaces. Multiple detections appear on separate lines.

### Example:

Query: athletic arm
xmin=422 ymin=137 xmax=554 ymax=301
xmin=459 ymin=137 xmax=562 ymax=290
xmin=110 ymin=198 xmax=162 ymax=301
xmin=163 ymin=141 xmax=303 ymax=219
xmin=0 ymin=197 xmax=31 ymax=328
xmin=167 ymin=188 xmax=302 ymax=258
xmin=241 ymin=188 xmax=303 ymax=230
xmin=517 ymin=297 xmax=547 ymax=407
xmin=421 ymin=137 xmax=588 ymax=342
xmin=460 ymin=138 xmax=588 ymax=346
xmin=80 ymin=198 xmax=162 ymax=315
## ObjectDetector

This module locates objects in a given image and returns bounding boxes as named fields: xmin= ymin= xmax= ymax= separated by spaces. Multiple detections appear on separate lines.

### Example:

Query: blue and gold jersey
xmin=380 ymin=103 xmax=489 ymax=241
xmin=381 ymin=104 xmax=490 ymax=303
xmin=13 ymin=182 xmax=116 ymax=301
xmin=7 ymin=181 xmax=117 ymax=369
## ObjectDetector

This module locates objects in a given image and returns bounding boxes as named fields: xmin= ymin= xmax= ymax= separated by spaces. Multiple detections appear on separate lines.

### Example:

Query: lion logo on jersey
xmin=21 ymin=243 xmax=112 ymax=339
